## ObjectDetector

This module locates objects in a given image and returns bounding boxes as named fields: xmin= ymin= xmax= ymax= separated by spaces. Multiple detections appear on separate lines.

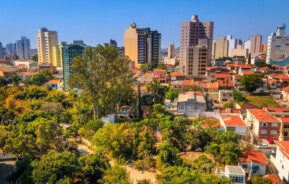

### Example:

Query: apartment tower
xmin=124 ymin=23 xmax=161 ymax=68
xmin=180 ymin=15 xmax=213 ymax=76
xmin=16 ymin=36 xmax=31 ymax=59
xmin=213 ymin=36 xmax=229 ymax=60
xmin=168 ymin=43 xmax=175 ymax=58
xmin=250 ymin=34 xmax=262 ymax=56
xmin=37 ymin=27 xmax=58 ymax=65
xmin=180 ymin=15 xmax=213 ymax=77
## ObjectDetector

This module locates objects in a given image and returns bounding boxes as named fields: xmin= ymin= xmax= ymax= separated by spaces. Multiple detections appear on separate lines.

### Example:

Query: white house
xmin=221 ymin=165 xmax=246 ymax=184
xmin=220 ymin=115 xmax=247 ymax=136
xmin=271 ymin=140 xmax=289 ymax=183
xmin=238 ymin=150 xmax=268 ymax=177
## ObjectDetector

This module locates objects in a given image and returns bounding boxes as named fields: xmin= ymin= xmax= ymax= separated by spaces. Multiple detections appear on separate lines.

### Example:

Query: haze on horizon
xmin=1 ymin=0 xmax=289 ymax=48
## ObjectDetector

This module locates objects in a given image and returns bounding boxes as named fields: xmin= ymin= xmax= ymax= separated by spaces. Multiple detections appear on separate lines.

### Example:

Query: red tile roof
xmin=275 ymin=140 xmax=289 ymax=159
xmin=243 ymin=71 xmax=254 ymax=75
xmin=264 ymin=107 xmax=289 ymax=113
xmin=215 ymin=73 xmax=231 ymax=79
xmin=171 ymin=71 xmax=185 ymax=77
xmin=247 ymin=109 xmax=280 ymax=122
xmin=153 ymin=69 xmax=167 ymax=73
xmin=239 ymin=150 xmax=268 ymax=165
xmin=217 ymin=80 xmax=234 ymax=87
xmin=271 ymin=74 xmax=289 ymax=81
xmin=203 ymin=82 xmax=218 ymax=89
xmin=47 ymin=79 xmax=61 ymax=85
xmin=282 ymin=86 xmax=289 ymax=92
xmin=264 ymin=174 xmax=282 ymax=184
xmin=221 ymin=115 xmax=246 ymax=127
xmin=280 ymin=118 xmax=289 ymax=124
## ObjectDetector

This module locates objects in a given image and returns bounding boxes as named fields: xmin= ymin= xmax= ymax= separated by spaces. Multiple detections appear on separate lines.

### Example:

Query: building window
xmin=262 ymin=123 xmax=268 ymax=127
xmin=272 ymin=123 xmax=278 ymax=127
xmin=242 ymin=164 xmax=248 ymax=169
xmin=271 ymin=130 xmax=277 ymax=135
xmin=261 ymin=130 xmax=267 ymax=134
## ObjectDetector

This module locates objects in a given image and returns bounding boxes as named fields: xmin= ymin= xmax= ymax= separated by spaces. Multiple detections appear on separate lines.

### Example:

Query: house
xmin=174 ymin=91 xmax=206 ymax=117
xmin=238 ymin=150 xmax=268 ymax=177
xmin=221 ymin=165 xmax=246 ymax=184
xmin=45 ymin=79 xmax=62 ymax=89
xmin=282 ymin=86 xmax=289 ymax=102
xmin=263 ymin=107 xmax=289 ymax=118
xmin=153 ymin=69 xmax=168 ymax=83
xmin=0 ymin=68 xmax=16 ymax=78
xmin=220 ymin=115 xmax=247 ymax=136
xmin=171 ymin=71 xmax=186 ymax=81
xmin=271 ymin=141 xmax=289 ymax=183
xmin=279 ymin=118 xmax=289 ymax=141
xmin=138 ymin=72 xmax=154 ymax=84
xmin=218 ymin=90 xmax=234 ymax=103
xmin=246 ymin=109 xmax=280 ymax=139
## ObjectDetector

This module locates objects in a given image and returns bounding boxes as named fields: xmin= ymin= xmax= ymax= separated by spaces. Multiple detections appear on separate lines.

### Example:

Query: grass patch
xmin=244 ymin=95 xmax=280 ymax=108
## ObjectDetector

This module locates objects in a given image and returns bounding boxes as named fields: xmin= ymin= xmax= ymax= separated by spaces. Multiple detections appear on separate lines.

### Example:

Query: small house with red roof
xmin=246 ymin=109 xmax=280 ymax=139
xmin=282 ymin=86 xmax=289 ymax=102
xmin=271 ymin=140 xmax=289 ymax=183
xmin=153 ymin=69 xmax=168 ymax=83
xmin=220 ymin=115 xmax=247 ymax=136
xmin=171 ymin=71 xmax=186 ymax=81
xmin=239 ymin=150 xmax=268 ymax=176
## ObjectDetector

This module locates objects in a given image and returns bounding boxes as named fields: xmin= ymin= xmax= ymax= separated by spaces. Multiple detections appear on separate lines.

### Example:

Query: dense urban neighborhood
xmin=1 ymin=2 xmax=289 ymax=183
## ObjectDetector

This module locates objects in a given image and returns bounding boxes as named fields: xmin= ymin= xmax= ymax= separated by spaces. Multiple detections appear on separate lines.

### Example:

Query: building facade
xmin=124 ymin=23 xmax=161 ymax=68
xmin=37 ymin=27 xmax=58 ymax=65
xmin=213 ymin=36 xmax=229 ymax=59
xmin=250 ymin=34 xmax=262 ymax=56
xmin=16 ymin=36 xmax=31 ymax=59
xmin=168 ymin=43 xmax=175 ymax=58
xmin=62 ymin=42 xmax=85 ymax=89
xmin=266 ymin=25 xmax=289 ymax=65
xmin=180 ymin=15 xmax=214 ymax=73
xmin=184 ymin=39 xmax=208 ymax=77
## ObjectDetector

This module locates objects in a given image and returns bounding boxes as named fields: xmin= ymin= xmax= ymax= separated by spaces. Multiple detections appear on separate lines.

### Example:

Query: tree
xmin=192 ymin=155 xmax=215 ymax=173
xmin=31 ymin=151 xmax=80 ymax=183
xmin=165 ymin=88 xmax=179 ymax=101
xmin=223 ymin=102 xmax=233 ymax=108
xmin=240 ymin=74 xmax=263 ymax=93
xmin=233 ymin=90 xmax=248 ymax=102
xmin=140 ymin=63 xmax=153 ymax=73
xmin=157 ymin=140 xmax=180 ymax=167
xmin=78 ymin=153 xmax=110 ymax=183
xmin=254 ymin=60 xmax=270 ymax=68
xmin=70 ymin=44 xmax=134 ymax=117
xmin=24 ymin=71 xmax=53 ymax=86
xmin=248 ymin=175 xmax=272 ymax=184
xmin=101 ymin=164 xmax=131 ymax=184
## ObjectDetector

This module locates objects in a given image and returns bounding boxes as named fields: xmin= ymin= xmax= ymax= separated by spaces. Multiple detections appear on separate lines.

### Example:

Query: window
xmin=271 ymin=130 xmax=278 ymax=135
xmin=261 ymin=130 xmax=267 ymax=134
xmin=272 ymin=123 xmax=278 ymax=127
xmin=242 ymin=164 xmax=248 ymax=169
xmin=262 ymin=123 xmax=268 ymax=127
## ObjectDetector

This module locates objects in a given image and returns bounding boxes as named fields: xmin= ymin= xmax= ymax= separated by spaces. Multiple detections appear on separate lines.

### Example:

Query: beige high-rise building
xmin=168 ymin=43 xmax=175 ymax=58
xmin=184 ymin=39 xmax=208 ymax=77
xmin=37 ymin=27 xmax=58 ymax=65
xmin=250 ymin=34 xmax=262 ymax=56
xmin=213 ymin=36 xmax=229 ymax=59
xmin=52 ymin=43 xmax=63 ymax=68
xmin=124 ymin=23 xmax=161 ymax=68
xmin=180 ymin=15 xmax=214 ymax=74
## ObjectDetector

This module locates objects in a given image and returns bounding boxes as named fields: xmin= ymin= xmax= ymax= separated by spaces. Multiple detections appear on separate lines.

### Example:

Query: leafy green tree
xmin=70 ymin=44 xmax=134 ymax=117
xmin=24 ymin=71 xmax=53 ymax=86
xmin=157 ymin=166 xmax=201 ymax=184
xmin=165 ymin=88 xmax=179 ymax=101
xmin=137 ymin=179 xmax=152 ymax=184
xmin=254 ymin=60 xmax=270 ymax=68
xmin=248 ymin=175 xmax=272 ymax=184
xmin=146 ymin=81 xmax=169 ymax=96
xmin=233 ymin=90 xmax=248 ymax=102
xmin=157 ymin=140 xmax=180 ymax=167
xmin=78 ymin=153 xmax=110 ymax=183
xmin=240 ymin=74 xmax=263 ymax=93
xmin=223 ymin=102 xmax=233 ymax=108
xmin=101 ymin=164 xmax=131 ymax=184
xmin=192 ymin=155 xmax=215 ymax=173
xmin=140 ymin=63 xmax=153 ymax=73
xmin=32 ymin=151 xmax=80 ymax=183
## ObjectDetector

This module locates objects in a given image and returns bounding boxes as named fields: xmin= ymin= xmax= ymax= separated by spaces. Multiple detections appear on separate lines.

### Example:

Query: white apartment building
xmin=270 ymin=140 xmax=289 ymax=183
xmin=266 ymin=25 xmax=289 ymax=64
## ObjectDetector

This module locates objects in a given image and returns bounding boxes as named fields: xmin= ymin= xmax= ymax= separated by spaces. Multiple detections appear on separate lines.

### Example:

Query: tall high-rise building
xmin=168 ymin=43 xmax=175 ymax=58
xmin=37 ymin=27 xmax=58 ymax=65
xmin=124 ymin=23 xmax=161 ymax=68
xmin=62 ymin=42 xmax=85 ymax=89
xmin=184 ymin=39 xmax=208 ymax=77
xmin=266 ymin=25 xmax=289 ymax=65
xmin=16 ymin=36 xmax=31 ymax=59
xmin=244 ymin=40 xmax=251 ymax=52
xmin=226 ymin=35 xmax=237 ymax=57
xmin=0 ymin=42 xmax=4 ymax=59
xmin=6 ymin=43 xmax=16 ymax=53
xmin=52 ymin=43 xmax=64 ymax=68
xmin=250 ymin=34 xmax=262 ymax=56
xmin=213 ymin=36 xmax=229 ymax=59
xmin=180 ymin=15 xmax=214 ymax=74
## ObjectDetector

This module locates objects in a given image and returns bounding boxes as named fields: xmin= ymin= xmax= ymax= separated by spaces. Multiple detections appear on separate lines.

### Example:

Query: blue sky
xmin=1 ymin=0 xmax=289 ymax=48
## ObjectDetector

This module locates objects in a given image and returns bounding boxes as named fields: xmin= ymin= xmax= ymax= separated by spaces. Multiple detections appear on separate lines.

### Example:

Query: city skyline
xmin=1 ymin=0 xmax=289 ymax=48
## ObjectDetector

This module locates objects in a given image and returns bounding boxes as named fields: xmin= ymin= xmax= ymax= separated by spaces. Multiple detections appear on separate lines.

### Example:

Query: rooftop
xmin=225 ymin=165 xmax=245 ymax=175
xmin=275 ymin=140 xmax=289 ymax=159
xmin=239 ymin=150 xmax=268 ymax=165
xmin=221 ymin=115 xmax=246 ymax=127
xmin=247 ymin=109 xmax=280 ymax=122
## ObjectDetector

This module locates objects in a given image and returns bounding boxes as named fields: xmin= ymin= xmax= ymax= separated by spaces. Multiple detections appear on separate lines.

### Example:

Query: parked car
xmin=257 ymin=144 xmax=271 ymax=149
